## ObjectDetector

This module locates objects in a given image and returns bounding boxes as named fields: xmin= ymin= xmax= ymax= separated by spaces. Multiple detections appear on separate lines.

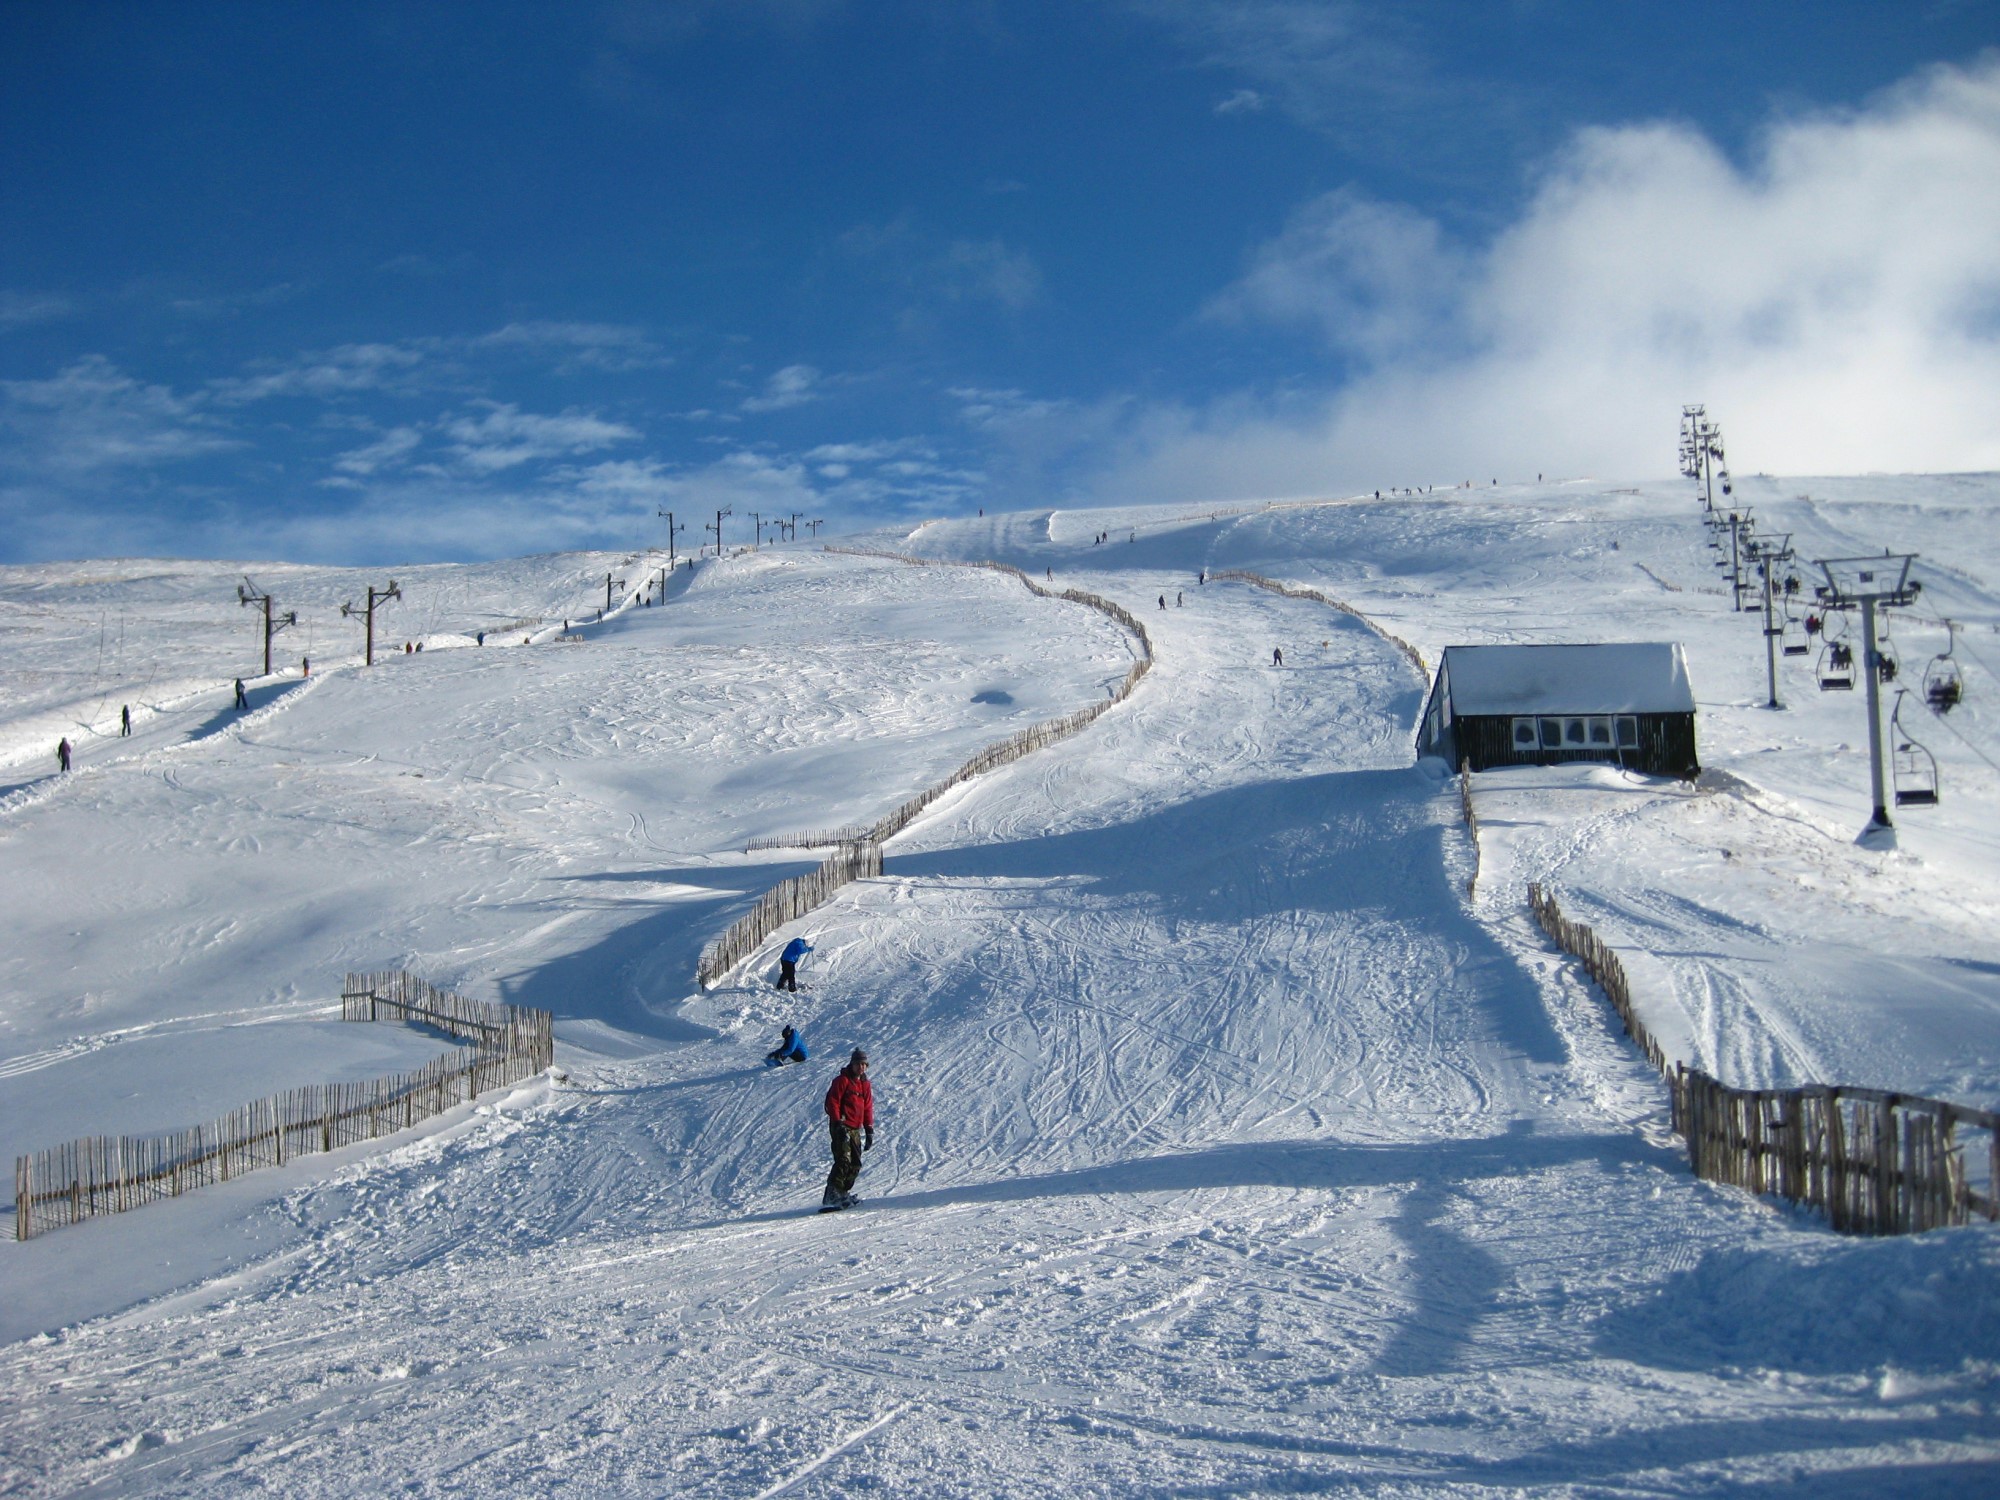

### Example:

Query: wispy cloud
xmin=211 ymin=342 xmax=433 ymax=404
xmin=840 ymin=216 xmax=1046 ymax=322
xmin=1132 ymin=1 xmax=1429 ymax=141
xmin=332 ymin=425 xmax=426 ymax=476
xmin=741 ymin=364 xmax=823 ymax=413
xmin=0 ymin=356 xmax=237 ymax=475
xmin=472 ymin=320 xmax=671 ymax=373
xmin=444 ymin=402 xmax=640 ymax=472
xmin=1086 ymin=56 xmax=2000 ymax=498
xmin=1202 ymin=187 xmax=1462 ymax=357
xmin=0 ymin=291 xmax=74 ymax=328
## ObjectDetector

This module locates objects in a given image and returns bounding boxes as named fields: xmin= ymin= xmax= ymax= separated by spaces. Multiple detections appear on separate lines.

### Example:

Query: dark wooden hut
xmin=1416 ymin=642 xmax=1698 ymax=777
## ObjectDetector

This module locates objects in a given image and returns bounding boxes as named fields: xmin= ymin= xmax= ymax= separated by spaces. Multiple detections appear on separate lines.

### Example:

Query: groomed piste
xmin=2 ymin=475 xmax=1998 ymax=1494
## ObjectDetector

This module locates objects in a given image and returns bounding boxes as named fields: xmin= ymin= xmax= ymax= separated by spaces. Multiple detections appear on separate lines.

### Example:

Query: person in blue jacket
xmin=779 ymin=936 xmax=813 ymax=992
xmin=765 ymin=1024 xmax=808 ymax=1067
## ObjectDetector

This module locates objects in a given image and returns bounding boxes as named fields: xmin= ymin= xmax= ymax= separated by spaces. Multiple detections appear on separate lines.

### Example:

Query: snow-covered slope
xmin=1 ymin=480 xmax=1996 ymax=1495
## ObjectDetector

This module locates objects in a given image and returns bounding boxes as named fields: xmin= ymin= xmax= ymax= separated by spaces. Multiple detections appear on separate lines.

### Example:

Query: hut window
xmin=1512 ymin=717 xmax=1538 ymax=748
xmin=1587 ymin=717 xmax=1613 ymax=746
xmin=1615 ymin=715 xmax=1639 ymax=748
xmin=1564 ymin=718 xmax=1589 ymax=746
xmin=1539 ymin=718 xmax=1564 ymax=748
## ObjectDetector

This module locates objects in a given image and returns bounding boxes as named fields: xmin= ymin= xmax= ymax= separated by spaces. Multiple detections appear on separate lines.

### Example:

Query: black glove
xmin=863 ymin=1127 xmax=874 ymax=1151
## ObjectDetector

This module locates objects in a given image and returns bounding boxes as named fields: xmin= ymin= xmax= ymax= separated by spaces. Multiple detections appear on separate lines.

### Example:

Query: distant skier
xmin=821 ymin=1049 xmax=875 ymax=1211
xmin=234 ymin=678 xmax=247 ymax=710
xmin=779 ymin=936 xmax=814 ymax=992
xmin=1176 ymin=592 xmax=1183 ymax=607
xmin=1158 ymin=595 xmax=1166 ymax=609
xmin=301 ymin=656 xmax=310 ymax=676
xmin=766 ymin=1025 xmax=808 ymax=1067
xmin=56 ymin=737 xmax=71 ymax=773
xmin=120 ymin=704 xmax=131 ymax=737
xmin=1272 ymin=647 xmax=1283 ymax=667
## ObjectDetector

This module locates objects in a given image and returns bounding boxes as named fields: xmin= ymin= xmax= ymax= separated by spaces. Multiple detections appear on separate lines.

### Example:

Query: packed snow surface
xmin=2 ymin=475 xmax=1998 ymax=1494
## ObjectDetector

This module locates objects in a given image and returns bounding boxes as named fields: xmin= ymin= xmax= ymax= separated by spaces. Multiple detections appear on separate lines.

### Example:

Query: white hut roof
xmin=1440 ymin=643 xmax=1695 ymax=716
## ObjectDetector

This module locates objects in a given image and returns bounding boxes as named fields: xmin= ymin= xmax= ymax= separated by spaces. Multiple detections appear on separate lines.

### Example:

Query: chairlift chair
xmin=1818 ymin=639 xmax=1854 ymax=691
xmin=1890 ymin=692 xmax=1939 ymax=807
xmin=1923 ymin=624 xmax=1965 ymax=713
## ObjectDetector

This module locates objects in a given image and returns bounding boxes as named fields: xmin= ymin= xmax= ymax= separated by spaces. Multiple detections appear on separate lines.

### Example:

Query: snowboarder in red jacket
xmin=821 ymin=1049 xmax=874 ymax=1211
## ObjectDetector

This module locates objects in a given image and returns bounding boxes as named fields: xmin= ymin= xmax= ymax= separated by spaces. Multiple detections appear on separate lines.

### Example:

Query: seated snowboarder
xmin=778 ymin=935 xmax=813 ymax=992
xmin=765 ymin=1024 xmax=808 ymax=1067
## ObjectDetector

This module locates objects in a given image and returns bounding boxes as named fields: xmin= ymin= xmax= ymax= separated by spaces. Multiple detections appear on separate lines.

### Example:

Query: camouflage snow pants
xmin=824 ymin=1123 xmax=864 ymax=1202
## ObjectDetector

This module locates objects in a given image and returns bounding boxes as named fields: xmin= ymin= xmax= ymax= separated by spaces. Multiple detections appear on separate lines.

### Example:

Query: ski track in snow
xmin=3 ymin=491 xmax=1999 ymax=1495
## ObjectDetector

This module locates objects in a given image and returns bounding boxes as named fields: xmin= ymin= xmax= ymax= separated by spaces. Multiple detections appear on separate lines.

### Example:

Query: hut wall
xmin=1455 ymin=714 xmax=1697 ymax=778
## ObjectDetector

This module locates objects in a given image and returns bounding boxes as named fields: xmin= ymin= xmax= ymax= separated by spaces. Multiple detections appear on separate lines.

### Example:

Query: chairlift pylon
xmin=1890 ymin=692 xmax=1939 ymax=807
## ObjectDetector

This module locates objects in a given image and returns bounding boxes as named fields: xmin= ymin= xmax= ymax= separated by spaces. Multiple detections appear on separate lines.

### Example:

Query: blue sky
xmin=3 ymin=2 xmax=1997 ymax=563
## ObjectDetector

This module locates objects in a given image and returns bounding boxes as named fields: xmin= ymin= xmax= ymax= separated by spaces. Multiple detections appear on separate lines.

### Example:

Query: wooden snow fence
xmin=1458 ymin=759 xmax=1482 ymax=899
xmin=745 ymin=826 xmax=876 ymax=853
xmin=1528 ymin=882 xmax=1999 ymax=1235
xmin=1208 ymin=569 xmax=1427 ymax=678
xmin=13 ymin=973 xmax=553 ymax=1241
xmin=695 ymin=841 xmax=885 ymax=989
xmin=690 ymin=547 xmax=1156 ymax=988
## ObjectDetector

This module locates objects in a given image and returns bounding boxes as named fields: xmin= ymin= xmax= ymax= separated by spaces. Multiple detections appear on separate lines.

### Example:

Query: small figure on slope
xmin=234 ymin=678 xmax=248 ymax=710
xmin=1272 ymin=646 xmax=1283 ymax=667
xmin=778 ymin=935 xmax=814 ymax=992
xmin=821 ymin=1049 xmax=875 ymax=1212
xmin=766 ymin=1024 xmax=808 ymax=1068
xmin=56 ymin=737 xmax=72 ymax=773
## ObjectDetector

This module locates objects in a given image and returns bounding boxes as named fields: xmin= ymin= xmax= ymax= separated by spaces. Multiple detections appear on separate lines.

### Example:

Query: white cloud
xmin=1133 ymin=0 xmax=1429 ymax=142
xmin=472 ymin=321 xmax=670 ymax=373
xmin=741 ymin=364 xmax=823 ymax=413
xmin=0 ymin=356 xmax=237 ymax=474
xmin=444 ymin=402 xmax=640 ymax=472
xmin=941 ymin=239 xmax=1043 ymax=311
xmin=333 ymin=425 xmax=425 ymax=475
xmin=212 ymin=342 xmax=431 ymax=404
xmin=1090 ymin=56 xmax=2000 ymax=500
xmin=1203 ymin=187 xmax=1461 ymax=357
xmin=0 ymin=291 xmax=73 ymax=328
xmin=841 ymin=216 xmax=1045 ymax=318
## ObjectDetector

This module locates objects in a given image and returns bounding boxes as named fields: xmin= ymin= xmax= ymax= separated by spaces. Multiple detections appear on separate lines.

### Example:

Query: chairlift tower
xmin=1723 ymin=509 xmax=1753 ymax=610
xmin=705 ymin=506 xmax=733 ymax=557
xmin=340 ymin=580 xmax=401 ymax=666
xmin=1746 ymin=535 xmax=1793 ymax=709
xmin=237 ymin=578 xmax=296 ymax=677
xmin=657 ymin=509 xmax=686 ymax=569
xmin=1814 ymin=553 xmax=1923 ymax=846
xmin=1680 ymin=406 xmax=1728 ymax=513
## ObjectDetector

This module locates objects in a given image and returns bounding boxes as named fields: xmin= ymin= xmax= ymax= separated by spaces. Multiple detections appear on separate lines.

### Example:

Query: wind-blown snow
xmin=1 ymin=475 xmax=1996 ymax=1494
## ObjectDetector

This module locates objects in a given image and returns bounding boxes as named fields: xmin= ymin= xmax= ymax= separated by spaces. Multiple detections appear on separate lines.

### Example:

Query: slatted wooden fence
xmin=1208 ymin=569 xmax=1427 ymax=678
xmin=1459 ymin=759 xmax=1481 ymax=899
xmin=692 ymin=547 xmax=1156 ymax=988
xmin=1529 ymin=882 xmax=1997 ymax=1233
xmin=745 ymin=825 xmax=877 ymax=852
xmin=13 ymin=973 xmax=553 ymax=1240
xmin=695 ymin=842 xmax=884 ymax=989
